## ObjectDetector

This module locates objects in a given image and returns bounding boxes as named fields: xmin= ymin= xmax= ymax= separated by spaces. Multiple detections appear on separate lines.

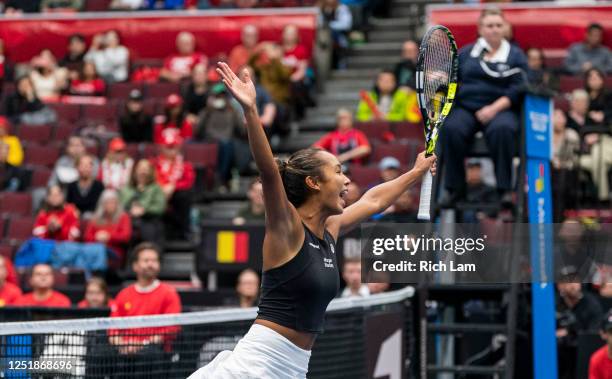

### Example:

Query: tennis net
xmin=0 ymin=287 xmax=415 ymax=379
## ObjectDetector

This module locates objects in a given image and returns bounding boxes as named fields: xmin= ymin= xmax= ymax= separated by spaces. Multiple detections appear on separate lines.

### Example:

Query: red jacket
xmin=152 ymin=155 xmax=195 ymax=191
xmin=0 ymin=282 xmax=22 ymax=307
xmin=15 ymin=290 xmax=71 ymax=307
xmin=589 ymin=345 xmax=612 ymax=379
xmin=153 ymin=117 xmax=194 ymax=144
xmin=33 ymin=204 xmax=80 ymax=241
xmin=163 ymin=52 xmax=207 ymax=78
xmin=84 ymin=212 xmax=132 ymax=263
xmin=313 ymin=129 xmax=370 ymax=164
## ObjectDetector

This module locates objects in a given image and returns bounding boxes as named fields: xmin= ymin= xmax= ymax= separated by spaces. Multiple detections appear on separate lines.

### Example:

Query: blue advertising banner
xmin=524 ymin=94 xmax=553 ymax=160
xmin=525 ymin=90 xmax=557 ymax=379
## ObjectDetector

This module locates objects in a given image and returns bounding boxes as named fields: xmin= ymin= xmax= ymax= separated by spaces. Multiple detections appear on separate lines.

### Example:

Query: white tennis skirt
xmin=187 ymin=323 xmax=312 ymax=379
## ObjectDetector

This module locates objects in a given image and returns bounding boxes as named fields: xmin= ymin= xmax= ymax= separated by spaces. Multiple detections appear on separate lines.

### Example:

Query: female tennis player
xmin=188 ymin=63 xmax=436 ymax=379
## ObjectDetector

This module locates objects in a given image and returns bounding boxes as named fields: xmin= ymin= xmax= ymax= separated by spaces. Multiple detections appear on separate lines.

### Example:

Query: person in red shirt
xmin=109 ymin=242 xmax=181 ymax=367
xmin=78 ymin=276 xmax=115 ymax=310
xmin=153 ymin=94 xmax=193 ymax=144
xmin=313 ymin=108 xmax=371 ymax=165
xmin=33 ymin=184 xmax=80 ymax=241
xmin=152 ymin=131 xmax=194 ymax=239
xmin=0 ymin=256 xmax=22 ymax=307
xmin=84 ymin=189 xmax=132 ymax=268
xmin=159 ymin=31 xmax=208 ymax=83
xmin=228 ymin=24 xmax=263 ymax=73
xmin=15 ymin=263 xmax=71 ymax=307
xmin=68 ymin=61 xmax=106 ymax=97
xmin=280 ymin=24 xmax=314 ymax=120
xmin=589 ymin=310 xmax=612 ymax=379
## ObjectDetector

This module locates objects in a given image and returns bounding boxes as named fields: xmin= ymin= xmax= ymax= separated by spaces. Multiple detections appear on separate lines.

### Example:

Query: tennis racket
xmin=415 ymin=25 xmax=459 ymax=221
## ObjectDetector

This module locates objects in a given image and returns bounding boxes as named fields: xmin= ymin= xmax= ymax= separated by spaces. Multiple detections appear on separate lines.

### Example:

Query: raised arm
xmin=326 ymin=151 xmax=436 ymax=239
xmin=216 ymin=63 xmax=300 ymax=236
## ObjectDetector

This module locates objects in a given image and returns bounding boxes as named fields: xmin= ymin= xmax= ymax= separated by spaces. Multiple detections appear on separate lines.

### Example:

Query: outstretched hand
xmin=216 ymin=62 xmax=257 ymax=110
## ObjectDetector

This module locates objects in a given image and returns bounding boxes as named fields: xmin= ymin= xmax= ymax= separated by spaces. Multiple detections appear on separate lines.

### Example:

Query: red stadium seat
xmin=5 ymin=216 xmax=35 ymax=242
xmin=141 ymin=143 xmax=158 ymax=159
xmin=17 ymin=124 xmax=53 ymax=144
xmin=145 ymin=82 xmax=181 ymax=99
xmin=51 ymin=103 xmax=81 ymax=123
xmin=184 ymin=143 xmax=218 ymax=168
xmin=559 ymin=76 xmax=583 ymax=93
xmin=348 ymin=165 xmax=380 ymax=188
xmin=125 ymin=143 xmax=141 ymax=160
xmin=84 ymin=0 xmax=111 ymax=11
xmin=24 ymin=144 xmax=61 ymax=167
xmin=132 ymin=58 xmax=164 ymax=69
xmin=109 ymin=83 xmax=144 ymax=99
xmin=554 ymin=94 xmax=570 ymax=113
xmin=54 ymin=122 xmax=78 ymax=141
xmin=371 ymin=143 xmax=411 ymax=165
xmin=142 ymin=99 xmax=161 ymax=116
xmin=0 ymin=243 xmax=13 ymax=260
xmin=354 ymin=121 xmax=391 ymax=142
xmin=30 ymin=165 xmax=52 ymax=188
xmin=0 ymin=217 xmax=6 ymax=239
xmin=82 ymin=103 xmax=118 ymax=124
xmin=392 ymin=122 xmax=425 ymax=142
xmin=0 ymin=192 xmax=32 ymax=216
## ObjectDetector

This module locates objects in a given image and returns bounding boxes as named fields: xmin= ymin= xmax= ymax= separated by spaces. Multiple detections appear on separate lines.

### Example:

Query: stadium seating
xmin=5 ymin=217 xmax=35 ymax=243
xmin=29 ymin=166 xmax=53 ymax=188
xmin=348 ymin=165 xmax=380 ymax=188
xmin=354 ymin=121 xmax=391 ymax=142
xmin=17 ymin=124 xmax=53 ymax=145
xmin=54 ymin=122 xmax=78 ymax=141
xmin=24 ymin=145 xmax=61 ymax=168
xmin=50 ymin=103 xmax=81 ymax=123
xmin=183 ymin=143 xmax=218 ymax=169
xmin=108 ymin=83 xmax=144 ymax=99
xmin=0 ymin=243 xmax=12 ymax=259
xmin=371 ymin=142 xmax=414 ymax=166
xmin=0 ymin=192 xmax=32 ymax=216
xmin=145 ymin=82 xmax=181 ymax=99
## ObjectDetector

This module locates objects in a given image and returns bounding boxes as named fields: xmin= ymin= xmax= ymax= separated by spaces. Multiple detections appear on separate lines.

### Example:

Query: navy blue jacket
xmin=456 ymin=42 xmax=528 ymax=112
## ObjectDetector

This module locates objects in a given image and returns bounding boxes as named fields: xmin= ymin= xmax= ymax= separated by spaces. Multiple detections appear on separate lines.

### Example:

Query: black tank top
xmin=257 ymin=224 xmax=340 ymax=333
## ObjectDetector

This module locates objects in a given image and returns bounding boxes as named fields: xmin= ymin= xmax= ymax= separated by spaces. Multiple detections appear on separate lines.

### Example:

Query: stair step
xmin=299 ymin=116 xmax=337 ymax=131
xmin=427 ymin=365 xmax=505 ymax=375
xmin=331 ymin=68 xmax=379 ymax=80
xmin=348 ymin=55 xmax=399 ymax=69
xmin=427 ymin=323 xmax=507 ymax=334
xmin=318 ymin=91 xmax=361 ymax=102
xmin=325 ymin=80 xmax=371 ymax=92
xmin=276 ymin=132 xmax=326 ymax=153
xmin=350 ymin=42 xmax=403 ymax=58
xmin=310 ymin=103 xmax=358 ymax=116
xmin=368 ymin=30 xmax=410 ymax=43
xmin=369 ymin=17 xmax=417 ymax=29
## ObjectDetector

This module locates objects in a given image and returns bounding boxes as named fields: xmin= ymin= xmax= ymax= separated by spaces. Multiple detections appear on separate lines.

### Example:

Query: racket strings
xmin=422 ymin=29 xmax=453 ymax=123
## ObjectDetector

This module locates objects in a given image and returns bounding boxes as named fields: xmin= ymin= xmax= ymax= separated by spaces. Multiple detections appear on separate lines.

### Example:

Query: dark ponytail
xmin=275 ymin=148 xmax=325 ymax=207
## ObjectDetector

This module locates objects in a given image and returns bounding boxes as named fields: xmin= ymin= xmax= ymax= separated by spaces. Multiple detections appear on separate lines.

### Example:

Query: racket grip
xmin=417 ymin=171 xmax=433 ymax=221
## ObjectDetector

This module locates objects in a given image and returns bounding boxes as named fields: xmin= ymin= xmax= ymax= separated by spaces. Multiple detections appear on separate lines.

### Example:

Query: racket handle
xmin=417 ymin=171 xmax=433 ymax=221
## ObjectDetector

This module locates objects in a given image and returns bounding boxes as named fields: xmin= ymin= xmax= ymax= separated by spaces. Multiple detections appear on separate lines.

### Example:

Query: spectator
xmin=110 ymin=0 xmax=146 ymax=9
xmin=249 ymin=43 xmax=292 ymax=106
xmin=313 ymin=108 xmax=371 ymax=164
xmin=29 ymin=50 xmax=68 ymax=101
xmin=85 ymin=30 xmax=130 ymax=83
xmin=367 ymin=272 xmax=390 ymax=295
xmin=228 ymin=24 xmax=261 ymax=72
xmin=153 ymin=94 xmax=194 ymax=144
xmin=378 ymin=156 xmax=401 ymax=183
xmin=0 ymin=38 xmax=15 ymax=89
xmin=4 ymin=76 xmax=53 ymax=126
xmin=78 ymin=276 xmax=115 ymax=309
xmin=119 ymin=89 xmax=154 ymax=143
xmin=99 ymin=137 xmax=134 ymax=191
xmin=344 ymin=181 xmax=361 ymax=207
xmin=182 ymin=63 xmax=210 ymax=123
xmin=84 ymin=189 xmax=132 ymax=267
xmin=120 ymin=159 xmax=167 ymax=245
xmin=66 ymin=154 xmax=105 ymax=218
xmin=68 ymin=61 xmax=106 ymax=97
xmin=556 ymin=267 xmax=604 ymax=379
xmin=50 ymin=135 xmax=99 ymax=187
xmin=552 ymin=109 xmax=580 ymax=221
xmin=588 ymin=310 xmax=612 ymax=379
xmin=0 ymin=256 xmax=22 ymax=307
xmin=585 ymin=68 xmax=612 ymax=125
xmin=14 ymin=263 xmax=71 ymax=307
xmin=580 ymin=137 xmax=612 ymax=202
xmin=394 ymin=39 xmax=419 ymax=90
xmin=281 ymin=25 xmax=313 ymax=120
xmin=566 ymin=89 xmax=593 ymax=132
xmin=40 ymin=0 xmax=83 ymax=11
xmin=33 ymin=185 xmax=80 ymax=241
xmin=238 ymin=65 xmax=278 ymax=133
xmin=159 ymin=32 xmax=207 ymax=83
xmin=3 ymin=0 xmax=41 ymax=13
xmin=59 ymin=34 xmax=87 ymax=78
xmin=463 ymin=159 xmax=498 ymax=221
xmin=0 ymin=141 xmax=24 ymax=191
xmin=564 ymin=23 xmax=612 ymax=75
xmin=318 ymin=0 xmax=352 ymax=70
xmin=378 ymin=190 xmax=417 ymax=223
xmin=195 ymin=83 xmax=247 ymax=186
xmin=341 ymin=259 xmax=369 ymax=298
xmin=152 ymin=131 xmax=194 ymax=239
xmin=526 ymin=47 xmax=554 ymax=90
xmin=110 ymin=243 xmax=181 ymax=357
xmin=0 ymin=116 xmax=23 ymax=167
xmin=356 ymin=69 xmax=416 ymax=122
xmin=233 ymin=179 xmax=264 ymax=225
xmin=235 ymin=269 xmax=260 ymax=308
xmin=439 ymin=8 xmax=527 ymax=207
xmin=144 ymin=0 xmax=186 ymax=9
xmin=556 ymin=220 xmax=597 ymax=281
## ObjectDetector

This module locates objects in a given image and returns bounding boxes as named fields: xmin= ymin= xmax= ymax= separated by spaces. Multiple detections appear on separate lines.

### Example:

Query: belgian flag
xmin=214 ymin=231 xmax=249 ymax=263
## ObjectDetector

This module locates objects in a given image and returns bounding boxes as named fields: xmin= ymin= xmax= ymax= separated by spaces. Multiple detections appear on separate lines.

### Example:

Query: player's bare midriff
xmin=253 ymin=318 xmax=316 ymax=350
